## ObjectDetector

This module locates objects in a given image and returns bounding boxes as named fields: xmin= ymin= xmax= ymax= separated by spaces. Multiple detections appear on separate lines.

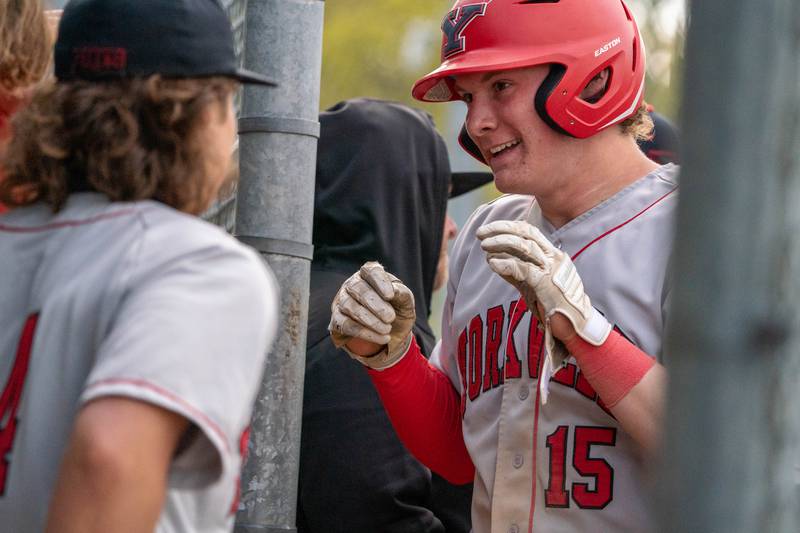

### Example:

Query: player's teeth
xmin=490 ymin=140 xmax=520 ymax=155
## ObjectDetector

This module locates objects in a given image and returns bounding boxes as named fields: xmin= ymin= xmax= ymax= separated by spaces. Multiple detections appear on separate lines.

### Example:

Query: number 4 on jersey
xmin=0 ymin=314 xmax=39 ymax=496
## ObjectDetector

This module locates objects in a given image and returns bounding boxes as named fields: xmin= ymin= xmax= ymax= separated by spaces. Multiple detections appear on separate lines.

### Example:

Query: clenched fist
xmin=329 ymin=262 xmax=416 ymax=370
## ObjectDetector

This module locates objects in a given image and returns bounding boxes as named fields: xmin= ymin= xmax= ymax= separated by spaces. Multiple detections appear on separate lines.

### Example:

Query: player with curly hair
xmin=0 ymin=1 xmax=280 ymax=531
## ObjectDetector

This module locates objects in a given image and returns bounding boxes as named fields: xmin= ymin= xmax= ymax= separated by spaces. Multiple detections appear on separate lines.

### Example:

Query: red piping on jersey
xmin=571 ymin=186 xmax=678 ymax=260
xmin=0 ymin=208 xmax=137 ymax=233
xmin=83 ymin=377 xmax=230 ymax=454
xmin=646 ymin=149 xmax=677 ymax=160
xmin=528 ymin=349 xmax=545 ymax=533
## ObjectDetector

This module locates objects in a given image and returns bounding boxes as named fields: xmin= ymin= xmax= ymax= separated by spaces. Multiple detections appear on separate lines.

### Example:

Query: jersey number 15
xmin=545 ymin=425 xmax=616 ymax=510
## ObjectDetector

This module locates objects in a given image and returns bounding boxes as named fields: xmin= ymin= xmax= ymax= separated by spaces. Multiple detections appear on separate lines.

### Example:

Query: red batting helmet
xmin=412 ymin=0 xmax=646 ymax=155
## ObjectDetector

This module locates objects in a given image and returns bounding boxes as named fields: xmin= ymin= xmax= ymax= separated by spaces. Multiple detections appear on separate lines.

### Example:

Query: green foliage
xmin=629 ymin=0 xmax=686 ymax=120
xmin=320 ymin=0 xmax=451 ymax=124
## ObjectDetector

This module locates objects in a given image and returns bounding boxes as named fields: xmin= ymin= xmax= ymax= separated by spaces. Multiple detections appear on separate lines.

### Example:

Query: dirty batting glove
xmin=329 ymin=261 xmax=416 ymax=370
xmin=477 ymin=220 xmax=612 ymax=371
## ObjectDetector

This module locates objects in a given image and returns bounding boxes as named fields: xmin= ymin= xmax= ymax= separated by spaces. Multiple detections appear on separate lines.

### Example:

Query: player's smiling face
xmin=455 ymin=66 xmax=571 ymax=196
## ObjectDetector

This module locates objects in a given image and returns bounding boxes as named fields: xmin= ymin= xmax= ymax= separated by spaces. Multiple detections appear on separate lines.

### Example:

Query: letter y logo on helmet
xmin=413 ymin=0 xmax=647 ymax=160
xmin=441 ymin=3 xmax=489 ymax=58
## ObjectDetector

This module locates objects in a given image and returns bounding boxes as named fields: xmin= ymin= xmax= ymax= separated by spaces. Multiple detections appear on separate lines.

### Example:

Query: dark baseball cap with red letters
xmin=54 ymin=0 xmax=276 ymax=86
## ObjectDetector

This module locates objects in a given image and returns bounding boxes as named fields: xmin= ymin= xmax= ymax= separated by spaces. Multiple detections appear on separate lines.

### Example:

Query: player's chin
xmin=491 ymin=169 xmax=526 ymax=195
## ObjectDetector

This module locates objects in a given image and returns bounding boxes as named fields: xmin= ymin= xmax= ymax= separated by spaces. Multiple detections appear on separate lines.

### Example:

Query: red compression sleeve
xmin=367 ymin=338 xmax=475 ymax=485
xmin=564 ymin=330 xmax=656 ymax=408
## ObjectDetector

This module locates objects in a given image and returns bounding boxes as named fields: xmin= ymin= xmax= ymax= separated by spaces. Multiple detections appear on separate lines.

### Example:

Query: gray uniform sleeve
xmin=80 ymin=226 xmax=278 ymax=489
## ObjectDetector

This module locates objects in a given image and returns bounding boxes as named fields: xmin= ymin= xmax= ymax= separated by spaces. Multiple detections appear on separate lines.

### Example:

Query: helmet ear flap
xmin=458 ymin=123 xmax=486 ymax=164
xmin=535 ymin=64 xmax=573 ymax=137
xmin=458 ymin=64 xmax=572 ymax=164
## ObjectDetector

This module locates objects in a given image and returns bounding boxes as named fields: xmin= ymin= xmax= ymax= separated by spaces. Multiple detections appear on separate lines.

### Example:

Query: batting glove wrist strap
xmin=544 ymin=258 xmax=611 ymax=345
xmin=343 ymin=333 xmax=413 ymax=371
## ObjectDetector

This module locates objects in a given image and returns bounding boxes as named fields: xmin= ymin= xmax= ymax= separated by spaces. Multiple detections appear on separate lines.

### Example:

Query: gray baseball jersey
xmin=430 ymin=164 xmax=679 ymax=533
xmin=0 ymin=193 xmax=279 ymax=533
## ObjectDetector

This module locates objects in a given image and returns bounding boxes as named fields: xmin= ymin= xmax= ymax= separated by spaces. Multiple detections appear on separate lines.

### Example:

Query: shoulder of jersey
xmin=134 ymin=202 xmax=278 ymax=304
xmin=133 ymin=201 xmax=267 ymax=273
xmin=460 ymin=193 xmax=533 ymax=235
xmin=136 ymin=201 xmax=236 ymax=245
xmin=655 ymin=162 xmax=680 ymax=187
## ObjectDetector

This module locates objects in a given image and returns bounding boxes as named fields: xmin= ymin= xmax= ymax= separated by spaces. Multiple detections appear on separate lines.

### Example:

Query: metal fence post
xmin=233 ymin=1 xmax=324 ymax=532
xmin=659 ymin=1 xmax=800 ymax=532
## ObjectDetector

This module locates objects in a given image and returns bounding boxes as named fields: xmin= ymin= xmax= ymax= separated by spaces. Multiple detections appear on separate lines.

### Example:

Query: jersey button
xmin=512 ymin=453 xmax=524 ymax=469
xmin=509 ymin=524 xmax=520 ymax=533
xmin=518 ymin=384 xmax=529 ymax=400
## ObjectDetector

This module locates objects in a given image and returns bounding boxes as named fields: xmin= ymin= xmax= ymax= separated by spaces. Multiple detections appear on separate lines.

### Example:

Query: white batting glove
xmin=477 ymin=221 xmax=612 ymax=400
xmin=329 ymin=262 xmax=415 ymax=370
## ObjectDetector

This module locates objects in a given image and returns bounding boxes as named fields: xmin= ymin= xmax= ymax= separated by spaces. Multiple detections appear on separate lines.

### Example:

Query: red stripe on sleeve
xmin=367 ymin=338 xmax=475 ymax=485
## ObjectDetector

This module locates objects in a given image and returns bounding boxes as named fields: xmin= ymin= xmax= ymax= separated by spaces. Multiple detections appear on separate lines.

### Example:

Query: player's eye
xmin=459 ymin=92 xmax=473 ymax=104
xmin=493 ymin=81 xmax=511 ymax=93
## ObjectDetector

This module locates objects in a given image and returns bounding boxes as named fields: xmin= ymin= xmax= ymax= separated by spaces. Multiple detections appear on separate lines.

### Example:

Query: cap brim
xmin=450 ymin=171 xmax=493 ymax=198
xmin=234 ymin=68 xmax=277 ymax=86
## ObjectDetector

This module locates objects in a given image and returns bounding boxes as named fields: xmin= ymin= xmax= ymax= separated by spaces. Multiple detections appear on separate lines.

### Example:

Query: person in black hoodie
xmin=297 ymin=98 xmax=487 ymax=533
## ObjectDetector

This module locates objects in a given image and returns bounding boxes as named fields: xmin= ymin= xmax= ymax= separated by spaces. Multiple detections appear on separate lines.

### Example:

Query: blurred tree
xmin=320 ymin=0 xmax=450 ymax=122
xmin=628 ymin=0 xmax=687 ymax=119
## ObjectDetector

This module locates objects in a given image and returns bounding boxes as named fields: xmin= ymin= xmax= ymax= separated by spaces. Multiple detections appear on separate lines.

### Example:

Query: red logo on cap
xmin=72 ymin=47 xmax=128 ymax=74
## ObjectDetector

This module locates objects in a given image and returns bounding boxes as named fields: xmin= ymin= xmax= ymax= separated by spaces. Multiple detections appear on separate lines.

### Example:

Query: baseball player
xmin=329 ymin=1 xmax=677 ymax=532
xmin=0 ymin=1 xmax=278 ymax=531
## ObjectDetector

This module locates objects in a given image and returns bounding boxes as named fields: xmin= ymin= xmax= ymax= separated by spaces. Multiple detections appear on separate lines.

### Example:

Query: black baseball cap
xmin=54 ymin=0 xmax=276 ymax=86
xmin=450 ymin=171 xmax=493 ymax=198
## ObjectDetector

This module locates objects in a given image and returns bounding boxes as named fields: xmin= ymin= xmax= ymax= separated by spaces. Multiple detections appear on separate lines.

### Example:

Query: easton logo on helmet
xmin=594 ymin=37 xmax=622 ymax=57
xmin=441 ymin=3 xmax=489 ymax=58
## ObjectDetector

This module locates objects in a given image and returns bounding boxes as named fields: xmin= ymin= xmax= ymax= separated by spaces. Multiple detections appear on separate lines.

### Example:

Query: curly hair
xmin=0 ymin=0 xmax=52 ymax=92
xmin=0 ymin=76 xmax=238 ymax=214
xmin=619 ymin=103 xmax=654 ymax=142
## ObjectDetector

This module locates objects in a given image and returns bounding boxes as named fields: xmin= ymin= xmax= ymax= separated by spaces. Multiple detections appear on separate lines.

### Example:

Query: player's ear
xmin=579 ymin=68 xmax=610 ymax=104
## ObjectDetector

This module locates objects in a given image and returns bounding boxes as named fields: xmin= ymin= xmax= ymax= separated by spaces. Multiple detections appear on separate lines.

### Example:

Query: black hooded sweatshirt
xmin=306 ymin=98 xmax=449 ymax=353
xmin=298 ymin=99 xmax=472 ymax=533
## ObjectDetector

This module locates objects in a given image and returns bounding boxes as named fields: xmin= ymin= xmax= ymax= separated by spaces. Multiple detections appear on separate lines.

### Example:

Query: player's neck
xmin=536 ymin=135 xmax=659 ymax=229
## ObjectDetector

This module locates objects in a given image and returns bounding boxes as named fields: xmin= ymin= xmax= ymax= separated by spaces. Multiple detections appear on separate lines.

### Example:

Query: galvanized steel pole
xmin=233 ymin=1 xmax=323 ymax=531
xmin=659 ymin=1 xmax=800 ymax=532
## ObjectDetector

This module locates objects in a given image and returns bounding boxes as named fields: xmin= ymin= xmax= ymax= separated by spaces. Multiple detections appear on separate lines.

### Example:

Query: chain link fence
xmin=202 ymin=0 xmax=248 ymax=231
